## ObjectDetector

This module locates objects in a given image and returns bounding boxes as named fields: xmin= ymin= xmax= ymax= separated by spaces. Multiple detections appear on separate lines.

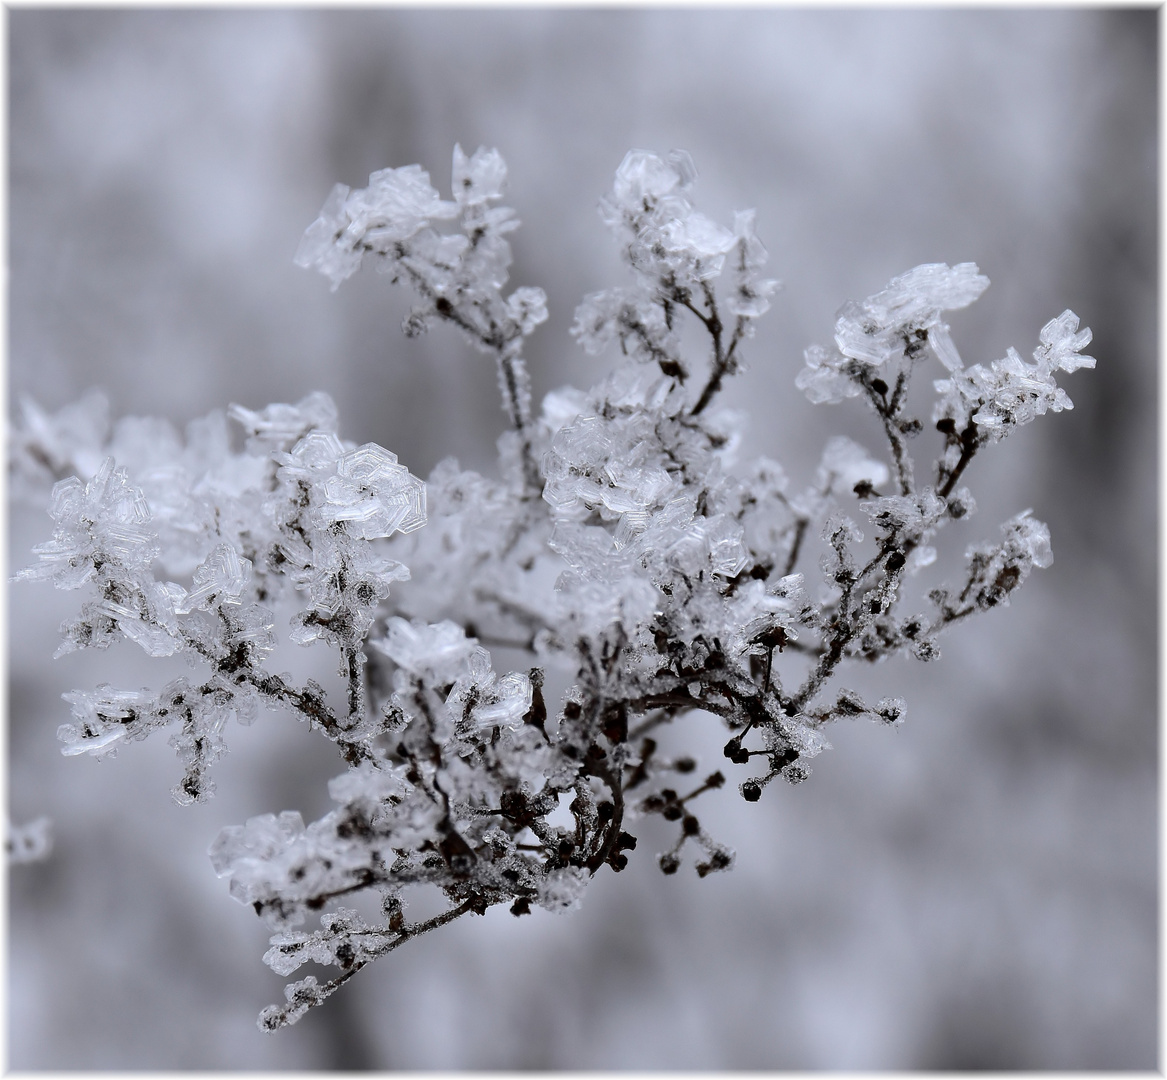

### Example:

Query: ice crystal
xmin=17 ymin=459 xmax=157 ymax=588
xmin=295 ymin=166 xmax=458 ymax=290
xmin=321 ymin=444 xmax=426 ymax=539
xmin=797 ymin=263 xmax=989 ymax=406
xmin=832 ymin=262 xmax=989 ymax=370
xmin=933 ymin=310 xmax=1095 ymax=442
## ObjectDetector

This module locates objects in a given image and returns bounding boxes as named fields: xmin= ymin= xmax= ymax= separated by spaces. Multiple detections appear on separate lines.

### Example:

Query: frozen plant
xmin=13 ymin=146 xmax=1095 ymax=1030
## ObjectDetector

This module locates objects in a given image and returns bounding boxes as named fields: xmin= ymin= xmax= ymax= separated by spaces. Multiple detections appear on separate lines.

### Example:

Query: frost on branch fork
xmin=13 ymin=145 xmax=1095 ymax=1030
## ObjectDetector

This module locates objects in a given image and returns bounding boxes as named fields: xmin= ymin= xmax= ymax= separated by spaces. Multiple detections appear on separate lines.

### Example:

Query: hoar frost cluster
xmin=13 ymin=146 xmax=1094 ymax=1030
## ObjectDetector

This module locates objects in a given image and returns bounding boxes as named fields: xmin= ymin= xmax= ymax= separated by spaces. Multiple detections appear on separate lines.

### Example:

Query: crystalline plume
xmin=817 ymin=436 xmax=890 ymax=495
xmin=880 ymin=261 xmax=989 ymax=316
xmin=1036 ymin=310 xmax=1095 ymax=373
xmin=327 ymin=761 xmax=410 ymax=807
xmin=593 ymin=362 xmax=681 ymax=415
xmin=570 ymin=289 xmax=621 ymax=356
xmin=258 ymin=975 xmax=328 ymax=1031
xmin=295 ymin=166 xmax=458 ymax=289
xmin=403 ymin=230 xmax=471 ymax=292
xmin=224 ymin=604 xmax=277 ymax=666
xmin=57 ymin=722 xmax=126 ymax=758
xmin=452 ymin=144 xmax=508 ymax=207
xmin=1001 ymin=510 xmax=1053 ymax=570
xmin=17 ymin=459 xmax=158 ymax=588
xmin=535 ymin=865 xmax=590 ymax=912
xmin=553 ymin=565 xmax=659 ymax=639
xmin=51 ymin=576 xmax=183 ymax=660
xmin=727 ymin=578 xmax=808 ymax=659
xmin=467 ymin=671 xmax=533 ymax=732
xmin=378 ymin=618 xmax=489 ymax=686
xmin=176 ymin=543 xmax=252 ymax=613
xmin=263 ymin=909 xmax=384 ymax=979
xmin=932 ymin=310 xmax=1093 ymax=443
xmin=795 ymin=343 xmax=862 ymax=406
xmin=726 ymin=209 xmax=781 ymax=319
xmin=210 ymin=810 xmax=307 ymax=878
xmin=549 ymin=519 xmax=624 ymax=577
xmin=820 ymin=511 xmax=864 ymax=581
xmin=78 ymin=406 xmax=270 ymax=582
xmin=322 ymin=552 xmax=409 ymax=640
xmin=504 ymin=286 xmax=549 ymax=337
xmin=357 ymin=165 xmax=459 ymax=241
xmin=660 ymin=211 xmax=737 ymax=265
xmin=58 ymin=684 xmax=157 ymax=759
xmin=168 ymin=684 xmax=236 ymax=804
xmin=100 ymin=598 xmax=181 ymax=659
xmin=606 ymin=149 xmax=696 ymax=216
xmin=263 ymin=931 xmax=335 ymax=978
xmin=861 ymin=490 xmax=947 ymax=540
xmin=292 ymin=184 xmax=361 ymax=288
xmin=213 ymin=806 xmax=392 ymax=929
xmin=277 ymin=430 xmax=346 ymax=485
xmin=597 ymin=149 xmax=747 ymax=288
xmin=705 ymin=514 xmax=750 ymax=578
xmin=542 ymin=414 xmax=676 ymax=519
xmin=970 ymin=348 xmax=1073 ymax=430
xmin=832 ymin=263 xmax=989 ymax=369
xmin=960 ymin=510 xmax=1053 ymax=613
xmin=294 ymin=538 xmax=410 ymax=647
xmin=570 ymin=288 xmax=684 ymax=374
xmin=927 ymin=321 xmax=964 ymax=374
xmin=229 ymin=392 xmax=339 ymax=454
xmin=320 ymin=444 xmax=426 ymax=539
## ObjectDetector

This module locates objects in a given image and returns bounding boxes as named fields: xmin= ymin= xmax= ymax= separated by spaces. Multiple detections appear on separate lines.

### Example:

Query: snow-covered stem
xmin=13 ymin=146 xmax=1093 ymax=1030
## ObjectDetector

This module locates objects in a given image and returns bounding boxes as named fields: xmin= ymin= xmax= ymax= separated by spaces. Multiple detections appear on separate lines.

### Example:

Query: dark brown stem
xmin=392 ymin=250 xmax=542 ymax=495
xmin=265 ymin=898 xmax=479 ymax=1029
xmin=938 ymin=421 xmax=982 ymax=498
xmin=790 ymin=540 xmax=903 ymax=712
xmin=863 ymin=372 xmax=913 ymax=496
xmin=690 ymin=282 xmax=729 ymax=416
xmin=782 ymin=517 xmax=809 ymax=577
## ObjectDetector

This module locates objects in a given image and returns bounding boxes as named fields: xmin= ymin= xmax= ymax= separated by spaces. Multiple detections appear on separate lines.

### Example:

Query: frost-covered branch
xmin=295 ymin=145 xmax=547 ymax=495
xmin=13 ymin=146 xmax=1094 ymax=1031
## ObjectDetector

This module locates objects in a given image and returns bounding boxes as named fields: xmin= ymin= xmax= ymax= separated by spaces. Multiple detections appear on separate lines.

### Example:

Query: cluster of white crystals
xmin=15 ymin=393 xmax=427 ymax=803
xmin=13 ymin=146 xmax=1095 ymax=1030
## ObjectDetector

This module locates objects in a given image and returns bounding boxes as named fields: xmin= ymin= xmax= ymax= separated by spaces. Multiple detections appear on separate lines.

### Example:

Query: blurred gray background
xmin=7 ymin=8 xmax=1156 ymax=1069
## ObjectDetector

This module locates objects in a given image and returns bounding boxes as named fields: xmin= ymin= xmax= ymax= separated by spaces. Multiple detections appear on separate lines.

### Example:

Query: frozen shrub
xmin=13 ymin=145 xmax=1094 ymax=1029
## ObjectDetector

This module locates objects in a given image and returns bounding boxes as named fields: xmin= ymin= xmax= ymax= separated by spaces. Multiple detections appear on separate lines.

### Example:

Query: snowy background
xmin=7 ymin=8 xmax=1156 ymax=1069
